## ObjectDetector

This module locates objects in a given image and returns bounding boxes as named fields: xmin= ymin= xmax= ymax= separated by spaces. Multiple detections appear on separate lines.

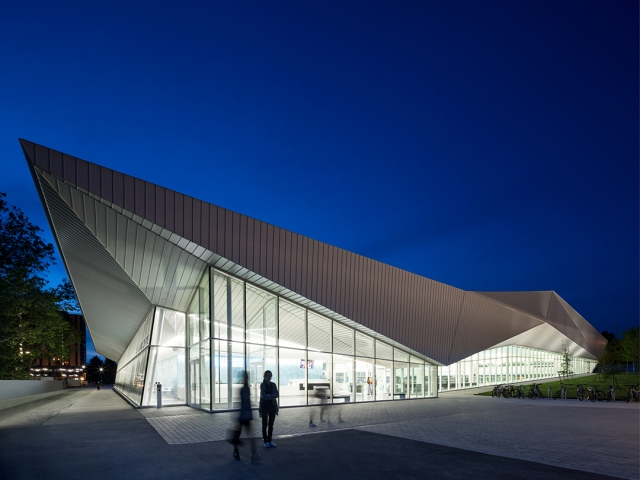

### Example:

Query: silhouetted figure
xmin=229 ymin=371 xmax=260 ymax=462
xmin=259 ymin=370 xmax=279 ymax=448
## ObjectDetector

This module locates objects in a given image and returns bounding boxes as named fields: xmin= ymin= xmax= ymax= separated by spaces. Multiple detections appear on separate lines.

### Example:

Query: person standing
xmin=229 ymin=371 xmax=260 ymax=462
xmin=259 ymin=370 xmax=279 ymax=448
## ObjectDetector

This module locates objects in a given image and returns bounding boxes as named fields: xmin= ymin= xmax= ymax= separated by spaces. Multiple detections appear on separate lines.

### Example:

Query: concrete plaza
xmin=0 ymin=386 xmax=637 ymax=480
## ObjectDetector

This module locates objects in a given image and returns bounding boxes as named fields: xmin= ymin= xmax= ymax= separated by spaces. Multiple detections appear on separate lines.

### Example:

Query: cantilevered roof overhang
xmin=20 ymin=139 xmax=607 ymax=364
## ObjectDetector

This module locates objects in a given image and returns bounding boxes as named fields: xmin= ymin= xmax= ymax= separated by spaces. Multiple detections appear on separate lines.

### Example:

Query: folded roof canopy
xmin=20 ymin=139 xmax=606 ymax=364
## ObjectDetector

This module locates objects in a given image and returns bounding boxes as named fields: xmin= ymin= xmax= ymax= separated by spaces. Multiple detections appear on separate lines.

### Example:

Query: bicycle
xmin=502 ymin=385 xmax=518 ymax=399
xmin=587 ymin=385 xmax=605 ymax=402
xmin=606 ymin=385 xmax=616 ymax=402
xmin=553 ymin=384 xmax=567 ymax=400
xmin=625 ymin=385 xmax=639 ymax=403
xmin=527 ymin=383 xmax=543 ymax=399
xmin=491 ymin=384 xmax=503 ymax=398
xmin=576 ymin=384 xmax=588 ymax=401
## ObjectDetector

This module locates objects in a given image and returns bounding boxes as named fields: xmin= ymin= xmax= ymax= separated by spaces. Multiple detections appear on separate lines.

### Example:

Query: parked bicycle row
xmin=491 ymin=383 xmax=639 ymax=402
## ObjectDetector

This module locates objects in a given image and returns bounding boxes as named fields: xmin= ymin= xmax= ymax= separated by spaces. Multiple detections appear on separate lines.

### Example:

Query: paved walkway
xmin=139 ymin=388 xmax=639 ymax=479
xmin=0 ymin=386 xmax=637 ymax=480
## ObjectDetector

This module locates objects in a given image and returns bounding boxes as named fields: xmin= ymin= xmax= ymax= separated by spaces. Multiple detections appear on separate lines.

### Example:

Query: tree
xmin=86 ymin=355 xmax=105 ymax=384
xmin=620 ymin=327 xmax=639 ymax=374
xmin=0 ymin=192 xmax=80 ymax=379
xmin=54 ymin=278 xmax=81 ymax=314
xmin=103 ymin=358 xmax=118 ymax=385
xmin=559 ymin=341 xmax=573 ymax=377
xmin=597 ymin=331 xmax=623 ymax=385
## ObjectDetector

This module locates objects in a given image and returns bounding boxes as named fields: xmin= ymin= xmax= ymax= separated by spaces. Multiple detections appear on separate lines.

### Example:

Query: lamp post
xmin=99 ymin=367 xmax=103 ymax=385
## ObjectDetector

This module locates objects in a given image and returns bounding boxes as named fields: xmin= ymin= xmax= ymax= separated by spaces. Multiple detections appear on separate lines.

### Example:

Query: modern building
xmin=21 ymin=139 xmax=606 ymax=409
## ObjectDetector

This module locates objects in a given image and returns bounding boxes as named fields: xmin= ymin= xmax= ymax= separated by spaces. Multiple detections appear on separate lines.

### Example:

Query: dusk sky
xmin=1 ymin=2 xmax=637 ymax=358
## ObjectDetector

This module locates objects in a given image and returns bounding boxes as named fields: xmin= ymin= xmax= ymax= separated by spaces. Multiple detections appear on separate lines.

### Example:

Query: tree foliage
xmin=86 ymin=355 xmax=104 ymax=384
xmin=559 ymin=341 xmax=573 ymax=376
xmin=0 ymin=192 xmax=81 ymax=379
xmin=597 ymin=327 xmax=639 ymax=383
xmin=86 ymin=356 xmax=117 ymax=385
xmin=621 ymin=327 xmax=639 ymax=373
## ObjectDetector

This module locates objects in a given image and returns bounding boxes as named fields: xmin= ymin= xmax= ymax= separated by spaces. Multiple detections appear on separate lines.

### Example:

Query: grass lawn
xmin=475 ymin=373 xmax=640 ymax=401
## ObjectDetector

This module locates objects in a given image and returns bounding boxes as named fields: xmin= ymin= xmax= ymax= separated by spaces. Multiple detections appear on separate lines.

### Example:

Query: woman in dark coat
xmin=259 ymin=370 xmax=279 ymax=448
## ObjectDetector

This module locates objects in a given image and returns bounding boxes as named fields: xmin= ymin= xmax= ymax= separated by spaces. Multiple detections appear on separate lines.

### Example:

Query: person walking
xmin=229 ymin=371 xmax=260 ymax=462
xmin=259 ymin=370 xmax=279 ymax=448
xmin=309 ymin=386 xmax=329 ymax=427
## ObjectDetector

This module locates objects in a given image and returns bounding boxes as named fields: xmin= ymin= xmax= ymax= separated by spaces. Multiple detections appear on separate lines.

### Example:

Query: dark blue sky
xmin=1 ymin=2 xmax=638 ymax=345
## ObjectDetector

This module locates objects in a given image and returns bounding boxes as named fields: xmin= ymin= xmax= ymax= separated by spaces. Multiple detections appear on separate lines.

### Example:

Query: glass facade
xmin=115 ymin=269 xmax=596 ymax=406
xmin=115 ymin=267 xmax=438 ymax=408
xmin=437 ymin=345 xmax=595 ymax=391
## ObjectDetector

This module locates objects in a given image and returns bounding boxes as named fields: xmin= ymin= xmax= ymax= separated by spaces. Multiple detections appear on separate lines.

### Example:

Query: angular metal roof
xmin=20 ymin=139 xmax=607 ymax=364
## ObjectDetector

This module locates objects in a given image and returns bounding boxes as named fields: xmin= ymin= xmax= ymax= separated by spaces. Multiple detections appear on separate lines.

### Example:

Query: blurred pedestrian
xmin=229 ymin=371 xmax=260 ymax=462
xmin=309 ymin=386 xmax=329 ymax=427
xmin=259 ymin=370 xmax=279 ymax=448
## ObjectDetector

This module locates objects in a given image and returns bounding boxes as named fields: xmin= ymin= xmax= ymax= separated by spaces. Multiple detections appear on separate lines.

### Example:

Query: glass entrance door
xmin=189 ymin=360 xmax=200 ymax=407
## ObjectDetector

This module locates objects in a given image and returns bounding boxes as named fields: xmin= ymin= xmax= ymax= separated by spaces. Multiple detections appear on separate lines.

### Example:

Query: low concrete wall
xmin=0 ymin=379 xmax=63 ymax=401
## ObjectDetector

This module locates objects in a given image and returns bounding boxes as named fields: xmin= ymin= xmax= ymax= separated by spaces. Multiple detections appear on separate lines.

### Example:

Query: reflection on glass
xmin=410 ymin=363 xmax=424 ymax=398
xmin=375 ymin=359 xmax=392 ymax=400
xmin=246 ymin=343 xmax=277 ymax=408
xmin=278 ymin=348 xmax=307 ymax=406
xmin=122 ymin=267 xmax=441 ymax=412
xmin=116 ymin=349 xmax=149 ymax=406
xmin=246 ymin=284 xmax=276 ymax=345
xmin=376 ymin=340 xmax=393 ymax=360
xmin=308 ymin=352 xmax=332 ymax=404
xmin=394 ymin=362 xmax=408 ymax=398
xmin=213 ymin=340 xmax=245 ymax=409
xmin=355 ymin=333 xmax=374 ymax=357
xmin=199 ymin=273 xmax=211 ymax=340
xmin=333 ymin=323 xmax=354 ymax=356
xmin=332 ymin=354 xmax=353 ymax=403
xmin=201 ymin=340 xmax=211 ymax=409
xmin=152 ymin=308 xmax=186 ymax=347
xmin=308 ymin=312 xmax=331 ymax=352
xmin=355 ymin=357 xmax=374 ymax=402
xmin=188 ymin=293 xmax=200 ymax=346
xmin=279 ymin=300 xmax=306 ymax=349
xmin=212 ymin=271 xmax=227 ymax=340
xmin=143 ymin=346 xmax=185 ymax=406
xmin=229 ymin=278 xmax=244 ymax=342
xmin=394 ymin=348 xmax=409 ymax=362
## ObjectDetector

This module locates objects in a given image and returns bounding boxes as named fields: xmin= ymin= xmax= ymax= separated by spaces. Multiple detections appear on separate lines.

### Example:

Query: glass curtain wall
xmin=205 ymin=268 xmax=438 ymax=410
xmin=438 ymin=345 xmax=595 ymax=392
xmin=142 ymin=307 xmax=186 ymax=406
xmin=115 ymin=307 xmax=154 ymax=405
xmin=208 ymin=270 xmax=437 ymax=410
xmin=131 ymin=267 xmax=438 ymax=410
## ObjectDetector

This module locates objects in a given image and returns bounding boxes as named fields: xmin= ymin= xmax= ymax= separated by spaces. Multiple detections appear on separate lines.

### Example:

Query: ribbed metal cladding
xmin=476 ymin=290 xmax=606 ymax=359
xmin=36 ymin=171 xmax=152 ymax=361
xmin=554 ymin=293 xmax=607 ymax=357
xmin=39 ymin=171 xmax=207 ymax=313
xmin=20 ymin=139 xmax=607 ymax=365
xmin=546 ymin=293 xmax=596 ymax=357
xmin=448 ymin=292 xmax=544 ymax=364
xmin=476 ymin=291 xmax=553 ymax=320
